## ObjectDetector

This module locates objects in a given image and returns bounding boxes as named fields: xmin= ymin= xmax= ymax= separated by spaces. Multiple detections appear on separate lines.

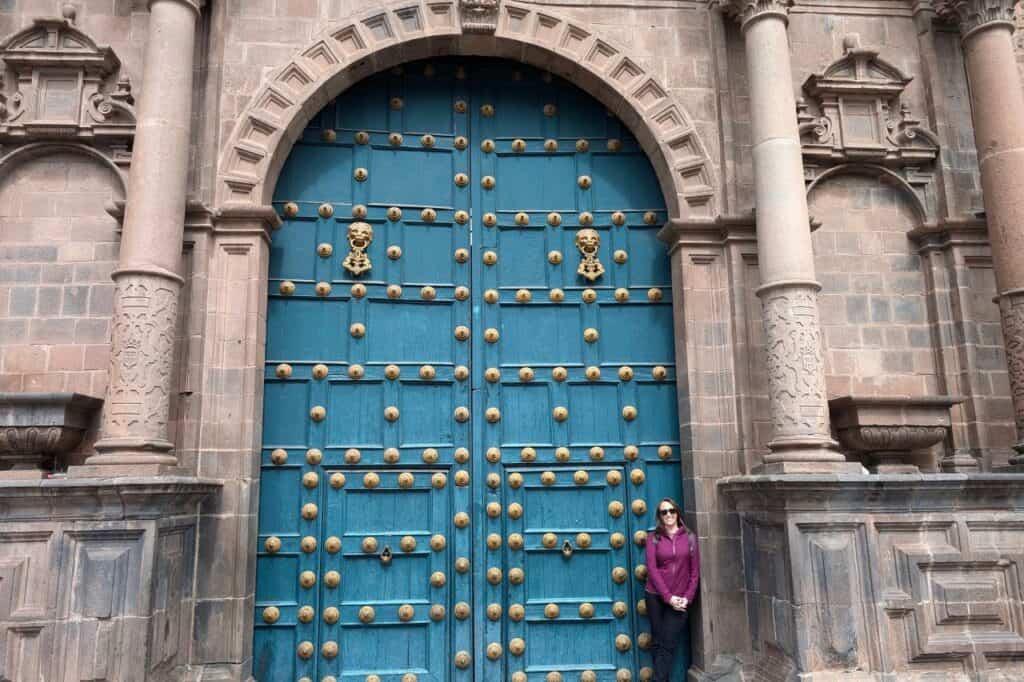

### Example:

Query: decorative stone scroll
xmin=460 ymin=0 xmax=499 ymax=33
xmin=0 ymin=9 xmax=135 ymax=161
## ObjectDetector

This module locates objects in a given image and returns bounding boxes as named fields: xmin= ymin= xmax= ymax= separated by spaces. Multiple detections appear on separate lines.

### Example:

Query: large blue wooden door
xmin=256 ymin=59 xmax=686 ymax=682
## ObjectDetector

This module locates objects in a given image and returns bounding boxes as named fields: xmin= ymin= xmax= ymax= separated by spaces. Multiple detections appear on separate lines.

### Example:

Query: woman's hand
xmin=670 ymin=596 xmax=688 ymax=611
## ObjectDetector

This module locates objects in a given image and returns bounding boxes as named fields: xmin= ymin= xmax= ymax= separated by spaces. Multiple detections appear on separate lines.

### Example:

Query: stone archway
xmin=216 ymin=0 xmax=718 ymax=221
xmin=200 ymin=5 xmax=721 ymax=677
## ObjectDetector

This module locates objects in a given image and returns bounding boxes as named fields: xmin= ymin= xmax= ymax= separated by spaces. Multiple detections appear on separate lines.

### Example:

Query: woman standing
xmin=644 ymin=497 xmax=700 ymax=681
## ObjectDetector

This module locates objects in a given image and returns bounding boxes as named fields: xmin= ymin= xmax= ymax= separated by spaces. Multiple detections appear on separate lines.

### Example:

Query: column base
xmin=68 ymin=463 xmax=190 ymax=478
xmin=758 ymin=435 xmax=859 ymax=474
xmin=71 ymin=436 xmax=180 ymax=478
xmin=939 ymin=452 xmax=982 ymax=473
xmin=754 ymin=460 xmax=865 ymax=474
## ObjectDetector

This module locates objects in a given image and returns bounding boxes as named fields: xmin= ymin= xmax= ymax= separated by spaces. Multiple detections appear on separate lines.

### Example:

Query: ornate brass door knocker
xmin=575 ymin=228 xmax=604 ymax=281
xmin=343 ymin=221 xmax=374 ymax=275
xmin=561 ymin=540 xmax=574 ymax=559
xmin=379 ymin=545 xmax=393 ymax=566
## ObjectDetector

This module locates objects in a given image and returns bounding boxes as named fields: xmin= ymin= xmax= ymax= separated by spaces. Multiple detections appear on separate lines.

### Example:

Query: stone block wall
xmin=0 ymin=154 xmax=124 ymax=462
xmin=810 ymin=176 xmax=938 ymax=399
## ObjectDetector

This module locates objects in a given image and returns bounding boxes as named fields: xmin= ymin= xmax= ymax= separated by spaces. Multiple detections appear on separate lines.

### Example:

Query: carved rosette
xmin=97 ymin=276 xmax=179 ymax=451
xmin=460 ymin=0 xmax=500 ymax=34
xmin=933 ymin=0 xmax=1016 ymax=38
xmin=720 ymin=0 xmax=794 ymax=30
xmin=998 ymin=290 xmax=1024 ymax=457
xmin=759 ymin=284 xmax=833 ymax=444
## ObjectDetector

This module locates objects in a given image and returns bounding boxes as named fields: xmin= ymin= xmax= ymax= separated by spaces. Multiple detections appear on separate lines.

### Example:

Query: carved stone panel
xmin=101 ymin=278 xmax=180 ymax=448
xmin=56 ymin=530 xmax=146 ymax=682
xmin=0 ymin=531 xmax=54 ymax=682
xmin=760 ymin=285 xmax=831 ymax=441
xmin=876 ymin=520 xmax=1024 ymax=674
xmin=794 ymin=524 xmax=879 ymax=673
xmin=149 ymin=527 xmax=196 ymax=672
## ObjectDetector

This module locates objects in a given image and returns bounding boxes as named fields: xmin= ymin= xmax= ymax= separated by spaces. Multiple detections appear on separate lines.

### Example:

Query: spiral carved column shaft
xmin=724 ymin=0 xmax=852 ymax=472
xmin=74 ymin=0 xmax=203 ymax=476
xmin=935 ymin=0 xmax=1024 ymax=463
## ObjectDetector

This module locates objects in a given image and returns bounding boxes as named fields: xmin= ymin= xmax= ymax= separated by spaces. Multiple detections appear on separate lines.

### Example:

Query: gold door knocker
xmin=575 ymin=228 xmax=604 ymax=281
xmin=343 ymin=221 xmax=374 ymax=275
xmin=379 ymin=545 xmax=393 ymax=566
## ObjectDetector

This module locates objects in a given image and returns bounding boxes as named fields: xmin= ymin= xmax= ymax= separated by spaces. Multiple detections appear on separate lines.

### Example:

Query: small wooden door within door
xmin=255 ymin=58 xmax=685 ymax=682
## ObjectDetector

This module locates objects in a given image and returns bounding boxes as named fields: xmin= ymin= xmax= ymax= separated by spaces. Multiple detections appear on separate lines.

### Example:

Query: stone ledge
xmin=0 ymin=476 xmax=221 ymax=521
xmin=719 ymin=473 xmax=1024 ymax=513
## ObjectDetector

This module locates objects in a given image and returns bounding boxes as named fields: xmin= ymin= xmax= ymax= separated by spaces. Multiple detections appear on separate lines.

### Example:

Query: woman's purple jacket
xmin=644 ymin=529 xmax=700 ymax=604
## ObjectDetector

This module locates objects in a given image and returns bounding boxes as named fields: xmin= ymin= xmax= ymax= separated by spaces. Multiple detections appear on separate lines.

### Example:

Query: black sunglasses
xmin=658 ymin=508 xmax=678 ymax=516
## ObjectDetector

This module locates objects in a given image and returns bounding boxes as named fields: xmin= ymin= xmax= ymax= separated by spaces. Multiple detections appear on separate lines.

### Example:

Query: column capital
xmin=720 ymin=0 xmax=794 ymax=32
xmin=147 ymin=0 xmax=205 ymax=14
xmin=933 ymin=0 xmax=1015 ymax=40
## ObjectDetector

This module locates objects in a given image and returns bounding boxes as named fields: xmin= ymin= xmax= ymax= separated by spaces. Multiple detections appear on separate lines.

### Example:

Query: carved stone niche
xmin=0 ymin=392 xmax=103 ymax=478
xmin=828 ymin=395 xmax=964 ymax=474
xmin=0 ymin=12 xmax=135 ymax=159
xmin=799 ymin=35 xmax=938 ymax=166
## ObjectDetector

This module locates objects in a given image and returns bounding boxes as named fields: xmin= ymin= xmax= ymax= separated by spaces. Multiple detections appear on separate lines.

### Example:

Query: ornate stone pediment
xmin=0 ymin=13 xmax=135 ymax=148
xmin=798 ymin=35 xmax=938 ymax=167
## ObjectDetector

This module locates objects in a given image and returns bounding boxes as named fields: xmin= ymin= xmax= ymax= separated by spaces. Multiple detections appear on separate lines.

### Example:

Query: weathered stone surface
xmin=1 ymin=0 xmax=1023 ymax=680
xmin=721 ymin=473 xmax=1024 ymax=680
xmin=0 ymin=476 xmax=217 ymax=681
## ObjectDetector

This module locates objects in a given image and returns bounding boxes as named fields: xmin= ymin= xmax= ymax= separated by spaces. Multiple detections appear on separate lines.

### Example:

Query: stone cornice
xmin=720 ymin=473 xmax=1024 ymax=513
xmin=933 ymin=0 xmax=1016 ymax=40
xmin=719 ymin=0 xmax=795 ymax=30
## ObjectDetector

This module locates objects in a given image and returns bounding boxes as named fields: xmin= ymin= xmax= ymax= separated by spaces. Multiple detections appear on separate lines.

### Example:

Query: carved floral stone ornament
xmin=460 ymin=0 xmax=500 ymax=34
xmin=575 ymin=228 xmax=605 ymax=282
xmin=343 ymin=221 xmax=374 ymax=275
xmin=0 ymin=11 xmax=135 ymax=158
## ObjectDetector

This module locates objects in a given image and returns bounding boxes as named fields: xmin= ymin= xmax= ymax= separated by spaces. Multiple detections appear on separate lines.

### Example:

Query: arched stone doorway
xmin=253 ymin=57 xmax=690 ymax=681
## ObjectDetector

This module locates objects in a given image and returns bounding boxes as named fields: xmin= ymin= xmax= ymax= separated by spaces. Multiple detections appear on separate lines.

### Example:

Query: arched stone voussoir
xmin=216 ymin=0 xmax=718 ymax=220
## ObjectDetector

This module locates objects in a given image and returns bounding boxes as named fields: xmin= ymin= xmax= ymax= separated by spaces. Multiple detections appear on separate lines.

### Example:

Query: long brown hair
xmin=653 ymin=497 xmax=688 ymax=539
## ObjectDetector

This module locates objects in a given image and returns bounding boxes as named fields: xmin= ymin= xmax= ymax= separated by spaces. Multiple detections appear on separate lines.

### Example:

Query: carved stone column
xmin=724 ymin=0 xmax=855 ymax=473
xmin=72 ymin=0 xmax=204 ymax=477
xmin=935 ymin=0 xmax=1024 ymax=466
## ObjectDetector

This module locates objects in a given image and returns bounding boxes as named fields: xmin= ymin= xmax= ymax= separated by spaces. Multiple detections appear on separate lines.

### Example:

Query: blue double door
xmin=256 ymin=59 xmax=686 ymax=682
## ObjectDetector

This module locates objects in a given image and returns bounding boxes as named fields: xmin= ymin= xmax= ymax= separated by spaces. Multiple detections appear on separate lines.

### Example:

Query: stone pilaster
xmin=722 ymin=0 xmax=854 ymax=473
xmin=935 ymin=0 xmax=1024 ymax=465
xmin=73 ymin=0 xmax=204 ymax=476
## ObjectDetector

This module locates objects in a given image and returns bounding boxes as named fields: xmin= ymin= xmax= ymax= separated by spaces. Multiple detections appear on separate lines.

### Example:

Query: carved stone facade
xmin=0 ymin=1 xmax=1022 ymax=681
xmin=999 ymin=291 xmax=1024 ymax=463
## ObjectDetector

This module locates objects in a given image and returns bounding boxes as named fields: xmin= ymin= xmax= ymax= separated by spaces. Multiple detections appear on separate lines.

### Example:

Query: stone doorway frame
xmin=198 ymin=1 xmax=721 ymax=676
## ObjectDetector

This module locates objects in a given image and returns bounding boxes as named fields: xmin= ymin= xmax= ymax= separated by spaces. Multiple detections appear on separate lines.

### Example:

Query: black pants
xmin=645 ymin=593 xmax=689 ymax=682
